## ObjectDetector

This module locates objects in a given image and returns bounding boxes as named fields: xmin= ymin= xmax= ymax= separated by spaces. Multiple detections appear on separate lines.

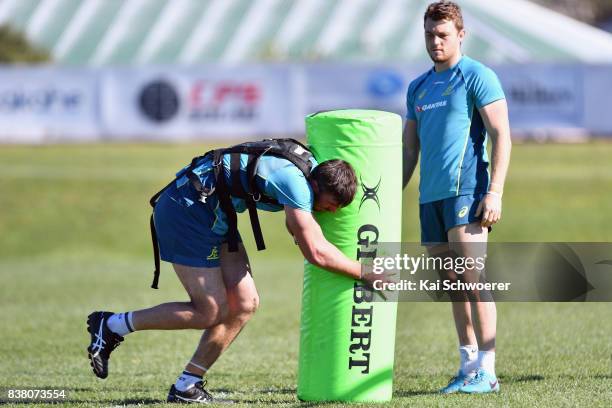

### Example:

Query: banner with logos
xmin=0 ymin=68 xmax=99 ymax=143
xmin=494 ymin=64 xmax=583 ymax=131
xmin=303 ymin=64 xmax=414 ymax=117
xmin=0 ymin=64 xmax=610 ymax=143
xmin=303 ymin=63 xmax=588 ymax=137
xmin=100 ymin=66 xmax=296 ymax=140
xmin=582 ymin=65 xmax=612 ymax=135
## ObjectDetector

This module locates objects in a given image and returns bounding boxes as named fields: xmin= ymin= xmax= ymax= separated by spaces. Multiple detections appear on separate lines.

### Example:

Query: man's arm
xmin=284 ymin=206 xmax=362 ymax=279
xmin=403 ymin=119 xmax=420 ymax=189
xmin=476 ymin=98 xmax=512 ymax=227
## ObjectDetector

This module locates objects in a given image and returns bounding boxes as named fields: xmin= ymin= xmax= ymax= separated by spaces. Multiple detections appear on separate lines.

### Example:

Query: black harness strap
xmin=247 ymin=157 xmax=266 ymax=251
xmin=148 ymin=178 xmax=176 ymax=289
xmin=246 ymin=201 xmax=265 ymax=250
xmin=147 ymin=138 xmax=315 ymax=288
xmin=149 ymin=215 xmax=161 ymax=289
xmin=214 ymin=150 xmax=240 ymax=252
xmin=229 ymin=153 xmax=246 ymax=198
xmin=244 ymin=150 xmax=273 ymax=250
xmin=228 ymin=152 xmax=267 ymax=250
xmin=277 ymin=139 xmax=314 ymax=176
xmin=148 ymin=152 xmax=215 ymax=289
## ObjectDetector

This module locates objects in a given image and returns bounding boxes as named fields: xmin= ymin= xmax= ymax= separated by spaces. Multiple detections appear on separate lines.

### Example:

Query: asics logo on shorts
xmin=458 ymin=206 xmax=469 ymax=218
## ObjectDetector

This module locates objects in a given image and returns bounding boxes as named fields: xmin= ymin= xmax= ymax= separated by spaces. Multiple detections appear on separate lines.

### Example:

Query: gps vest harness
xmin=148 ymin=138 xmax=315 ymax=288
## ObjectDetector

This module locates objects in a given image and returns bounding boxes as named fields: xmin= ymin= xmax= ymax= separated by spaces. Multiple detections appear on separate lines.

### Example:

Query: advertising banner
xmin=582 ymin=65 xmax=612 ymax=134
xmin=494 ymin=64 xmax=584 ymax=130
xmin=304 ymin=64 xmax=417 ymax=119
xmin=304 ymin=63 xmax=591 ymax=136
xmin=0 ymin=64 xmax=610 ymax=143
xmin=0 ymin=68 xmax=99 ymax=143
xmin=100 ymin=66 xmax=296 ymax=140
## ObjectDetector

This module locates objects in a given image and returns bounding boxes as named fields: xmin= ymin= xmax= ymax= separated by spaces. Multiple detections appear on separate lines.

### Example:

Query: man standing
xmin=403 ymin=1 xmax=511 ymax=394
xmin=86 ymin=140 xmax=381 ymax=403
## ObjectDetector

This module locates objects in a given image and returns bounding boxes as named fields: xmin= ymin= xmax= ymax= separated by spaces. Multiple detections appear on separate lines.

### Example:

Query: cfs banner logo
xmin=139 ymin=79 xmax=263 ymax=123
xmin=188 ymin=80 xmax=261 ymax=121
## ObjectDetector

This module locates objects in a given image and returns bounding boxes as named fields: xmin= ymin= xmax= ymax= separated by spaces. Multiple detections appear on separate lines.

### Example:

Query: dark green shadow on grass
xmin=498 ymin=374 xmax=545 ymax=383
xmin=393 ymin=389 xmax=440 ymax=397
xmin=93 ymin=397 xmax=161 ymax=405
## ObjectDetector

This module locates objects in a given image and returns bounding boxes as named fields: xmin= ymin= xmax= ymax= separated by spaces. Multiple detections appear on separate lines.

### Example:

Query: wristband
xmin=487 ymin=190 xmax=503 ymax=198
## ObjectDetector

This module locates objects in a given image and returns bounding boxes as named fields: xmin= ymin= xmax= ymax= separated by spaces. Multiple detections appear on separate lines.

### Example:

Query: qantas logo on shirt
xmin=416 ymin=100 xmax=447 ymax=112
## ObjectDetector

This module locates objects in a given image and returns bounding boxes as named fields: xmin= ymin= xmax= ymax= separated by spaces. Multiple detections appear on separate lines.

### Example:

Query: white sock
xmin=459 ymin=345 xmax=479 ymax=375
xmin=478 ymin=350 xmax=496 ymax=375
xmin=175 ymin=371 xmax=203 ymax=392
xmin=106 ymin=312 xmax=134 ymax=336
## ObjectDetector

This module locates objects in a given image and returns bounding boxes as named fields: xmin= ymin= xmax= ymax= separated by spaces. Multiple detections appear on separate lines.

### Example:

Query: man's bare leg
xmin=149 ymin=256 xmax=252 ymax=402
xmin=448 ymin=223 xmax=497 ymax=378
xmin=87 ymin=263 xmax=229 ymax=381
xmin=428 ymin=243 xmax=479 ymax=376
xmin=130 ymin=264 xmax=229 ymax=331
xmin=448 ymin=223 xmax=496 ymax=352
xmin=125 ymin=244 xmax=256 ymax=381
xmin=185 ymin=243 xmax=259 ymax=376
xmin=452 ymin=301 xmax=477 ymax=346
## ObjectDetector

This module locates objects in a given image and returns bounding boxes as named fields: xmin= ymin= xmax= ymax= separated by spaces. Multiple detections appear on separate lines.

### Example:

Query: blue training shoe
xmin=440 ymin=370 xmax=475 ymax=394
xmin=459 ymin=368 xmax=500 ymax=394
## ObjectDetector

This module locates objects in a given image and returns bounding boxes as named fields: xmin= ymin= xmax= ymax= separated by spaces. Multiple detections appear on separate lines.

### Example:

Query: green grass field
xmin=1 ymin=142 xmax=611 ymax=407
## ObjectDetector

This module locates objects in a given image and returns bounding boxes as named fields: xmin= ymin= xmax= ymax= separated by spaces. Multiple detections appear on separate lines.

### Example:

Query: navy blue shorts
xmin=153 ymin=184 xmax=239 ymax=268
xmin=419 ymin=193 xmax=486 ymax=244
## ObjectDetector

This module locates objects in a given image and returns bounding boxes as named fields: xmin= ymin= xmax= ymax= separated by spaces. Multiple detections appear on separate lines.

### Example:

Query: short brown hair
xmin=310 ymin=159 xmax=357 ymax=208
xmin=424 ymin=1 xmax=464 ymax=31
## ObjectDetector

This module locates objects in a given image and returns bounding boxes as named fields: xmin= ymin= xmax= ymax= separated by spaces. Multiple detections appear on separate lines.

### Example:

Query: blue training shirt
xmin=406 ymin=56 xmax=505 ymax=204
xmin=174 ymin=153 xmax=317 ymax=235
